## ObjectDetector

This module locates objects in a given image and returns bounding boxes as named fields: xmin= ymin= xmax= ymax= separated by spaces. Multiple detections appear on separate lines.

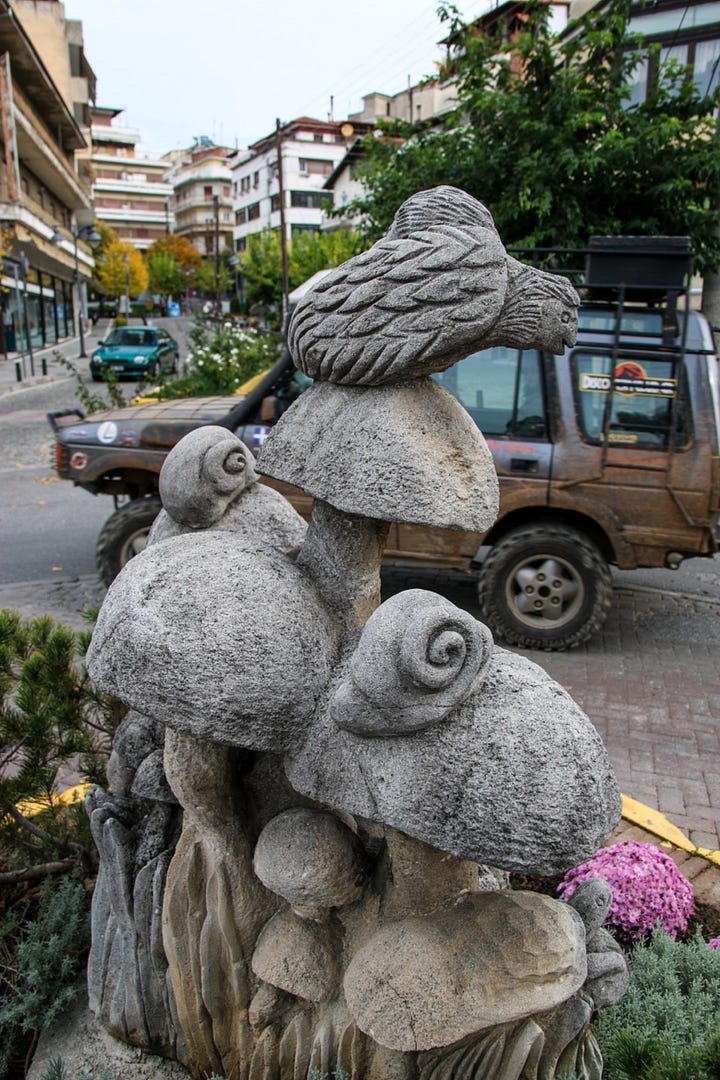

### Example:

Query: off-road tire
xmin=476 ymin=523 xmax=612 ymax=651
xmin=96 ymin=496 xmax=162 ymax=586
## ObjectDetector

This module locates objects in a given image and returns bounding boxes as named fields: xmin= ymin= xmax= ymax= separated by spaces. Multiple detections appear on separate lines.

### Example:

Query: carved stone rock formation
xmin=86 ymin=186 xmax=627 ymax=1080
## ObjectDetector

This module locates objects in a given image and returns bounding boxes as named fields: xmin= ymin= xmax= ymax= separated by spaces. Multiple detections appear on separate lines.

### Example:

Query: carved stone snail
xmin=331 ymin=589 xmax=494 ymax=736
xmin=148 ymin=425 xmax=307 ymax=557
xmin=157 ymin=424 xmax=259 ymax=529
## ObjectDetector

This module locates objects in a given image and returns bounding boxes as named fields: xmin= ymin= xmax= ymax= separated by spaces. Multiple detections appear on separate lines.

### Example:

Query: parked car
xmin=49 ymin=242 xmax=720 ymax=650
xmin=89 ymin=326 xmax=179 ymax=382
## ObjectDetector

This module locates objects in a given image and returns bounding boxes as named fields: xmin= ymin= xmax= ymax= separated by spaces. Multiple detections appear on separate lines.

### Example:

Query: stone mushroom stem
xmin=296 ymin=498 xmax=390 ymax=644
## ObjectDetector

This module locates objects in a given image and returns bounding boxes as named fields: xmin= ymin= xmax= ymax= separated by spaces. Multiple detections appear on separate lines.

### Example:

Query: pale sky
xmin=63 ymin=0 xmax=486 ymax=157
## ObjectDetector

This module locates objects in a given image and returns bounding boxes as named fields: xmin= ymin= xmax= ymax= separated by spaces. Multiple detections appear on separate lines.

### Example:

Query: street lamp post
xmin=18 ymin=252 xmax=34 ymax=376
xmin=228 ymin=253 xmax=241 ymax=311
xmin=123 ymin=252 xmax=130 ymax=323
xmin=71 ymin=223 xmax=101 ymax=358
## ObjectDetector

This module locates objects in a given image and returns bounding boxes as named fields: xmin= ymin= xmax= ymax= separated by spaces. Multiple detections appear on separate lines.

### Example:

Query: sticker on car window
xmin=579 ymin=362 xmax=676 ymax=398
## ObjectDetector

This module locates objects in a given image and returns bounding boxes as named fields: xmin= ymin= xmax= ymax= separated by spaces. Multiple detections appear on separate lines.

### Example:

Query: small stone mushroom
xmin=253 ymin=807 xmax=368 ymax=919
xmin=343 ymin=890 xmax=587 ymax=1052
xmin=251 ymin=907 xmax=340 ymax=1003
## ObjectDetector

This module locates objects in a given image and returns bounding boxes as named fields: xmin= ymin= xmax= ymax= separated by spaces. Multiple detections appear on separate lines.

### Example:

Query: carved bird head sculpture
xmin=288 ymin=186 xmax=579 ymax=387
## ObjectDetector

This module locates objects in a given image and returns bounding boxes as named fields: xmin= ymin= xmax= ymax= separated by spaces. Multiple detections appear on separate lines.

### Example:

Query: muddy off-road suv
xmin=48 ymin=239 xmax=720 ymax=650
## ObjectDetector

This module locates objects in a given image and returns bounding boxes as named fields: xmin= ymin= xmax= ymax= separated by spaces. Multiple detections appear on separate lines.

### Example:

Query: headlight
xmin=91 ymin=352 xmax=100 ymax=361
xmin=134 ymin=354 xmax=151 ymax=363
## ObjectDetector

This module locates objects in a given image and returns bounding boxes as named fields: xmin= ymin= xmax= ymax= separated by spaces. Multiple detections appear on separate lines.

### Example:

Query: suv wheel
xmin=476 ymin=524 xmax=612 ymax=650
xmin=96 ymin=496 xmax=162 ymax=586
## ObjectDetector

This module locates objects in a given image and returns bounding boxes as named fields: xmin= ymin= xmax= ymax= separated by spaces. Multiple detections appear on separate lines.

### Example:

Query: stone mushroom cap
xmin=251 ymin=908 xmax=339 ymax=1002
xmin=253 ymin=807 xmax=368 ymax=910
xmin=257 ymin=378 xmax=499 ymax=532
xmin=343 ymin=890 xmax=587 ymax=1052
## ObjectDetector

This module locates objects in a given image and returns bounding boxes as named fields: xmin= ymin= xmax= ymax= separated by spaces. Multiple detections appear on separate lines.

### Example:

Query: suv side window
xmin=572 ymin=351 xmax=690 ymax=448
xmin=433 ymin=347 xmax=547 ymax=438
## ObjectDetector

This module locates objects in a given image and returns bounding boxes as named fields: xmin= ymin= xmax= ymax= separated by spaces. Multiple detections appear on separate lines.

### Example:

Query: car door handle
xmin=510 ymin=458 xmax=539 ymax=473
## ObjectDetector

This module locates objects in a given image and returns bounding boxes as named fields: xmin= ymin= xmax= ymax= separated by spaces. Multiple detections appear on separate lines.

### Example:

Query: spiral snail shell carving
xmin=331 ymin=589 xmax=493 ymax=736
xmin=159 ymin=425 xmax=259 ymax=528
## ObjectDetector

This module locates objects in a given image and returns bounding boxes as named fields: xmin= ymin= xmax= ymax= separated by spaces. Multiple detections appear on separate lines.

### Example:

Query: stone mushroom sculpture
xmin=84 ymin=186 xmax=626 ymax=1080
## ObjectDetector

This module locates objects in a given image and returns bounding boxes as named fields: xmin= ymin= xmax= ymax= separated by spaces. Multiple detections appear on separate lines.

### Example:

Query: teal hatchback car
xmin=90 ymin=327 xmax=179 ymax=381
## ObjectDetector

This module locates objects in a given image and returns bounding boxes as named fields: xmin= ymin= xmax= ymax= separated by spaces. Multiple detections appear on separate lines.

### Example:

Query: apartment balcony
xmin=93 ymin=178 xmax=173 ymax=198
xmin=96 ymin=207 xmax=173 ymax=226
xmin=13 ymin=87 xmax=91 ymax=211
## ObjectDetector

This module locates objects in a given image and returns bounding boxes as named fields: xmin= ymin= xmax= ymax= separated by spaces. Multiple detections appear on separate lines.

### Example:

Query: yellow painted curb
xmin=622 ymin=794 xmax=720 ymax=868
xmin=14 ymin=783 xmax=91 ymax=820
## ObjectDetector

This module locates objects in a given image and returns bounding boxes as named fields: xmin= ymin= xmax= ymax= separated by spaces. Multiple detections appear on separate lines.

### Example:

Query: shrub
xmin=0 ymin=609 xmax=125 ymax=874
xmin=0 ymin=876 xmax=89 ymax=1079
xmin=595 ymin=928 xmax=720 ymax=1079
xmin=151 ymin=320 xmax=283 ymax=400
xmin=557 ymin=840 xmax=694 ymax=944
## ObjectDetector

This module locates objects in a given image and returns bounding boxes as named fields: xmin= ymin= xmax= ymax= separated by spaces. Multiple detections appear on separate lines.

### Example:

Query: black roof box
xmin=585 ymin=236 xmax=692 ymax=300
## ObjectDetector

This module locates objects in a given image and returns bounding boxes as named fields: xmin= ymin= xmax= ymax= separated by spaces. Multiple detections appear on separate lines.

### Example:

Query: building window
xmin=223 ymin=185 xmax=231 ymax=197
xmin=694 ymin=38 xmax=720 ymax=96
xmin=253 ymin=171 xmax=260 ymax=187
xmin=270 ymin=193 xmax=281 ymax=211
xmin=291 ymin=224 xmax=320 ymax=238
xmin=235 ymin=207 xmax=247 ymax=224
xmin=204 ymin=185 xmax=213 ymax=198
xmin=247 ymin=202 xmax=261 ymax=221
xmin=236 ymin=237 xmax=247 ymax=252
xmin=290 ymin=190 xmax=333 ymax=209
xmin=240 ymin=176 xmax=251 ymax=194
xmin=298 ymin=158 xmax=333 ymax=177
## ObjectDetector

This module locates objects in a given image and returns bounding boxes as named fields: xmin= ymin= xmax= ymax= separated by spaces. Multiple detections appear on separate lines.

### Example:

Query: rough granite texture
xmin=285 ymin=644 xmax=622 ymax=875
xmin=257 ymin=377 xmax=499 ymax=532
xmin=150 ymin=424 xmax=307 ymax=552
xmin=86 ymin=531 xmax=337 ymax=750
xmin=288 ymin=186 xmax=578 ymax=385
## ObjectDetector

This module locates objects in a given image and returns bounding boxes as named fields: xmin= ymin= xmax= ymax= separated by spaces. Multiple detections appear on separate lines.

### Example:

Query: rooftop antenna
xmin=329 ymin=95 xmax=334 ymax=122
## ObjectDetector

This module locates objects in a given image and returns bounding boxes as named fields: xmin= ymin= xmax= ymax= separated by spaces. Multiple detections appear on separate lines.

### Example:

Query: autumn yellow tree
xmin=95 ymin=239 xmax=149 ymax=305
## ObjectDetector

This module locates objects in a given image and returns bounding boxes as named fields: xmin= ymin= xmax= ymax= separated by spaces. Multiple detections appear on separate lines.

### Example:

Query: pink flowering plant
xmin=557 ymin=840 xmax=695 ymax=944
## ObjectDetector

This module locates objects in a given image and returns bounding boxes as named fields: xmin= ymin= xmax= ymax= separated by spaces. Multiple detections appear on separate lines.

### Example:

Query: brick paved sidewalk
xmin=382 ymin=567 xmax=720 ymax=853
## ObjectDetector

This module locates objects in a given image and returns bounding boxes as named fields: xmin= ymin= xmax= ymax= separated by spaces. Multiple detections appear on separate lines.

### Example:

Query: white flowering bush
xmin=558 ymin=840 xmax=695 ymax=944
xmin=156 ymin=320 xmax=283 ymax=399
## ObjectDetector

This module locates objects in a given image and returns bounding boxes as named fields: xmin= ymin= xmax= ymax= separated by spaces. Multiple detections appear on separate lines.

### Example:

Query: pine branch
xmin=2 ymin=803 xmax=87 ymax=858
xmin=0 ymin=859 xmax=76 ymax=884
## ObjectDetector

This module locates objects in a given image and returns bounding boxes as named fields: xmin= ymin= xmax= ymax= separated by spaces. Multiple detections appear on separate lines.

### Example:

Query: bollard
xmin=14 ymin=359 xmax=21 ymax=382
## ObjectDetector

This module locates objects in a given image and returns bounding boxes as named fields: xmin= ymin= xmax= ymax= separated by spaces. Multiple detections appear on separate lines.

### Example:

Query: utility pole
xmin=213 ymin=193 xmax=220 ymax=313
xmin=275 ymin=118 xmax=290 ymax=328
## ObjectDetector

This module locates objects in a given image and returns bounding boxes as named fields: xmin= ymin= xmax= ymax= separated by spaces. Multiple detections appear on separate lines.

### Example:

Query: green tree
xmin=349 ymin=0 xmax=720 ymax=273
xmin=239 ymin=228 xmax=283 ymax=306
xmin=95 ymin=240 xmax=149 ymax=304
xmin=195 ymin=257 xmax=233 ymax=298
xmin=289 ymin=229 xmax=366 ymax=286
xmin=146 ymin=234 xmax=202 ymax=293
xmin=147 ymin=250 xmax=183 ymax=306
xmin=240 ymin=227 xmax=368 ymax=306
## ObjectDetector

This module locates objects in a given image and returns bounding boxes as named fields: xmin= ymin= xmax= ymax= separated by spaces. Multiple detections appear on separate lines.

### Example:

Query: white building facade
xmin=231 ymin=117 xmax=371 ymax=254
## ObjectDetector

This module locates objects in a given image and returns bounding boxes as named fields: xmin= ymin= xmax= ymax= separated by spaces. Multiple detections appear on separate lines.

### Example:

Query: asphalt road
xmin=0 ymin=318 xmax=193 ymax=583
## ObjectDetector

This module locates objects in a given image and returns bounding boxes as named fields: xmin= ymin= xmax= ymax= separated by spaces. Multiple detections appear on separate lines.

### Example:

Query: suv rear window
xmin=433 ymin=347 xmax=547 ymax=438
xmin=572 ymin=350 xmax=690 ymax=448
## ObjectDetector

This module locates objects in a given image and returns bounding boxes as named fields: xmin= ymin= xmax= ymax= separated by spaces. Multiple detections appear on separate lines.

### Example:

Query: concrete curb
xmin=622 ymin=794 xmax=720 ymax=867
